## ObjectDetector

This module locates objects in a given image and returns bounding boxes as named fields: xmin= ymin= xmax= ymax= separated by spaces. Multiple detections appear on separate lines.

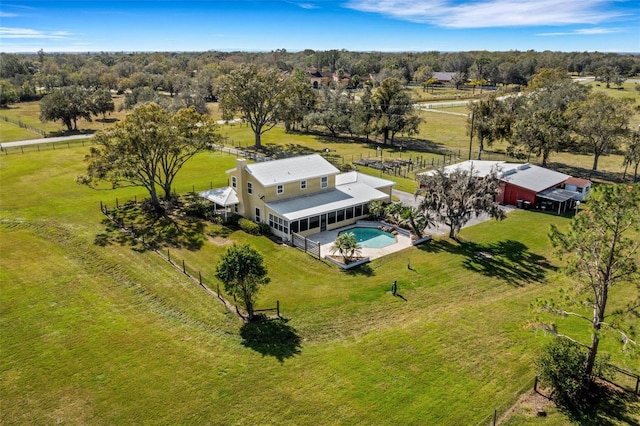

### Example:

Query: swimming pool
xmin=339 ymin=227 xmax=396 ymax=248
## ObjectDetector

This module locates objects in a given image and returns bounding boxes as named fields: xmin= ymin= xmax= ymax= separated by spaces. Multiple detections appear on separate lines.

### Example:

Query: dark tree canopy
xmin=217 ymin=64 xmax=291 ymax=149
xmin=79 ymin=103 xmax=219 ymax=212
xmin=39 ymin=86 xmax=93 ymax=131
xmin=216 ymin=243 xmax=270 ymax=321
xmin=416 ymin=165 xmax=505 ymax=239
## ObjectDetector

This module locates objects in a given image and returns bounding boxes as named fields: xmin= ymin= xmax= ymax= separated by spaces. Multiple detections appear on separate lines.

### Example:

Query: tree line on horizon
xmin=1 ymin=49 xmax=639 ymax=105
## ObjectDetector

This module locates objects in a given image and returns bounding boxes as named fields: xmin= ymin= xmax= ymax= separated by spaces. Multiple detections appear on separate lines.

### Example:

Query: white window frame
xmin=231 ymin=176 xmax=237 ymax=188
xmin=277 ymin=184 xmax=284 ymax=195
xmin=321 ymin=176 xmax=328 ymax=189
xmin=300 ymin=180 xmax=307 ymax=190
xmin=247 ymin=182 xmax=253 ymax=195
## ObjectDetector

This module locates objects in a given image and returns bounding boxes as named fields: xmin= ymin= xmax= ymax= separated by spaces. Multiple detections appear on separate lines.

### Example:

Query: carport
xmin=536 ymin=188 xmax=577 ymax=215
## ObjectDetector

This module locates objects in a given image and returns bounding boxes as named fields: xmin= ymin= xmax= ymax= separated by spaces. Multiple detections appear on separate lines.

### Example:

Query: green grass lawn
xmin=2 ymin=146 xmax=638 ymax=424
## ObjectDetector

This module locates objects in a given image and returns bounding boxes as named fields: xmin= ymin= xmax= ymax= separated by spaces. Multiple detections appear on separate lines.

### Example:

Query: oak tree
xmin=79 ymin=103 xmax=218 ymax=212
xmin=416 ymin=165 xmax=505 ymax=239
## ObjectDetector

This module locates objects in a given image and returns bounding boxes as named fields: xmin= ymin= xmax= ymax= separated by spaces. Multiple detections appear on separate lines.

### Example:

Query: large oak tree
xmin=79 ymin=103 xmax=218 ymax=212
xmin=415 ymin=165 xmax=505 ymax=239
xmin=216 ymin=65 xmax=291 ymax=149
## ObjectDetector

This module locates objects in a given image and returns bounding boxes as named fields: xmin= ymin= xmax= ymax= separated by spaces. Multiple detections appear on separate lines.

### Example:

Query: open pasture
xmin=2 ymin=143 xmax=638 ymax=424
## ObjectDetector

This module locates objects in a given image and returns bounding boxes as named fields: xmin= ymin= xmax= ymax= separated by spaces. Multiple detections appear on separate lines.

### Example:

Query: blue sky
xmin=1 ymin=0 xmax=638 ymax=53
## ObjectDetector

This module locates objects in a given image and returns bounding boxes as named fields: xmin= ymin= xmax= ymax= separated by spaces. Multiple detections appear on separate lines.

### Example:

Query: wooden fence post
xmin=182 ymin=259 xmax=186 ymax=274
xmin=199 ymin=271 xmax=202 ymax=286
xmin=276 ymin=300 xmax=280 ymax=317
xmin=167 ymin=249 xmax=171 ymax=263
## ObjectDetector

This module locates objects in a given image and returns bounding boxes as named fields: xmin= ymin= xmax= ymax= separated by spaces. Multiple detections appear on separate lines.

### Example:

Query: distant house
xmin=200 ymin=155 xmax=394 ymax=240
xmin=306 ymin=68 xmax=353 ymax=88
xmin=432 ymin=72 xmax=457 ymax=84
xmin=417 ymin=160 xmax=591 ymax=214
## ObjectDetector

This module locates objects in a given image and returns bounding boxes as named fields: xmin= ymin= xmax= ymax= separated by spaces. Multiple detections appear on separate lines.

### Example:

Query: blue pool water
xmin=339 ymin=227 xmax=396 ymax=248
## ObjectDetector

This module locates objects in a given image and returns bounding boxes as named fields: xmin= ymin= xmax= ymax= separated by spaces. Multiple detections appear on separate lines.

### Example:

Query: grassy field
xmin=1 ymin=143 xmax=638 ymax=424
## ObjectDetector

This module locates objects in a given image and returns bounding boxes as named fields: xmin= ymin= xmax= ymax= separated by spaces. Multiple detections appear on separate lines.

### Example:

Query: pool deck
xmin=309 ymin=223 xmax=414 ymax=260
xmin=308 ymin=205 xmax=517 ymax=261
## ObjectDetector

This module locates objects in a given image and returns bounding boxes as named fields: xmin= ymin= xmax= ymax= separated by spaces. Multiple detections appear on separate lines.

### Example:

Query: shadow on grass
xmin=559 ymin=382 xmax=640 ymax=426
xmin=240 ymin=315 xmax=302 ymax=363
xmin=345 ymin=263 xmax=375 ymax=277
xmin=418 ymin=238 xmax=555 ymax=286
xmin=94 ymin=203 xmax=208 ymax=251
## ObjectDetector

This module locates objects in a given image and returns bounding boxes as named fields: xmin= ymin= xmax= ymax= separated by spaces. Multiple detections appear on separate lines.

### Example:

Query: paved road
xmin=0 ymin=133 xmax=95 ymax=149
xmin=0 ymin=118 xmax=245 ymax=150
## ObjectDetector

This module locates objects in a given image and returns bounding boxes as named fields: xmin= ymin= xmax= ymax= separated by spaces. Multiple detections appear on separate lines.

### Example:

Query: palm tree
xmin=330 ymin=232 xmax=362 ymax=264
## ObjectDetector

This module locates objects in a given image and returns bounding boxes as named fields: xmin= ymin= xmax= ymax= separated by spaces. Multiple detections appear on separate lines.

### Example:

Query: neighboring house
xmin=432 ymin=72 xmax=457 ymax=84
xmin=418 ymin=160 xmax=590 ymax=214
xmin=201 ymin=154 xmax=394 ymax=240
xmin=306 ymin=68 xmax=354 ymax=88
xmin=306 ymin=68 xmax=335 ymax=89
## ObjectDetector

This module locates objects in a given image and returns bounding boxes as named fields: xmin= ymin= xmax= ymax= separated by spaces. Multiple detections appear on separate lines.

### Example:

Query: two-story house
xmin=201 ymin=154 xmax=394 ymax=240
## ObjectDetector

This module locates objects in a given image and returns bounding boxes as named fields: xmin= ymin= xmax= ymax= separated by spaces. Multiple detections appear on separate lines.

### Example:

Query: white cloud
xmin=344 ymin=0 xmax=626 ymax=28
xmin=537 ymin=27 xmax=621 ymax=36
xmin=0 ymin=12 xmax=19 ymax=17
xmin=0 ymin=27 xmax=71 ymax=39
xmin=297 ymin=3 xmax=319 ymax=9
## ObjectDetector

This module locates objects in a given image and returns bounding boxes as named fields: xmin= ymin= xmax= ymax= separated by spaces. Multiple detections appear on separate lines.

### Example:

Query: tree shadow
xmin=559 ymin=382 xmax=640 ymax=426
xmin=418 ymin=238 xmax=555 ymax=286
xmin=96 ymin=202 xmax=207 ymax=251
xmin=239 ymin=316 xmax=302 ymax=363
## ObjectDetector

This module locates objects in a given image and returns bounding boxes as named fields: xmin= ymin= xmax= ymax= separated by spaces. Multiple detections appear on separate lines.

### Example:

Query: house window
xmin=300 ymin=180 xmax=307 ymax=190
xmin=255 ymin=208 xmax=261 ymax=223
xmin=363 ymin=203 xmax=369 ymax=216
xmin=291 ymin=220 xmax=299 ymax=233
xmin=231 ymin=176 xmax=237 ymax=188
xmin=309 ymin=216 xmax=320 ymax=229
xmin=321 ymin=176 xmax=328 ymax=189
xmin=328 ymin=211 xmax=336 ymax=224
xmin=345 ymin=207 xmax=354 ymax=220
xmin=336 ymin=209 xmax=345 ymax=222
xmin=247 ymin=182 xmax=253 ymax=195
xmin=299 ymin=218 xmax=308 ymax=232
xmin=355 ymin=205 xmax=363 ymax=217
xmin=277 ymin=184 xmax=284 ymax=195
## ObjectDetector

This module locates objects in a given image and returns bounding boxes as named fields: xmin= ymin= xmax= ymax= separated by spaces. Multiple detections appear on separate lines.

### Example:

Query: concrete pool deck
xmin=308 ymin=205 xmax=517 ymax=261
xmin=309 ymin=223 xmax=414 ymax=261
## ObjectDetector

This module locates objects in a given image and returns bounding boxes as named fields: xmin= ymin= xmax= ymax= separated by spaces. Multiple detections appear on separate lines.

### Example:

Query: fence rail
xmin=0 ymin=115 xmax=46 ymax=137
xmin=291 ymin=232 xmax=321 ymax=259
xmin=99 ymin=196 xmax=283 ymax=321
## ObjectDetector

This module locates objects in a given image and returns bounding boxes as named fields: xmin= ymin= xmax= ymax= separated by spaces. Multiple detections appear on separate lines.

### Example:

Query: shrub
xmin=535 ymin=338 xmax=610 ymax=409
xmin=239 ymin=218 xmax=260 ymax=235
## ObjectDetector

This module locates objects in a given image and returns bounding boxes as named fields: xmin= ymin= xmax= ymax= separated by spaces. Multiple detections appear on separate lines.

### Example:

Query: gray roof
xmin=501 ymin=164 xmax=569 ymax=192
xmin=419 ymin=160 xmax=569 ymax=193
xmin=245 ymin=154 xmax=339 ymax=187
xmin=267 ymin=182 xmax=388 ymax=221
xmin=199 ymin=187 xmax=238 ymax=206
xmin=538 ymin=188 xmax=577 ymax=202
xmin=335 ymin=171 xmax=395 ymax=189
